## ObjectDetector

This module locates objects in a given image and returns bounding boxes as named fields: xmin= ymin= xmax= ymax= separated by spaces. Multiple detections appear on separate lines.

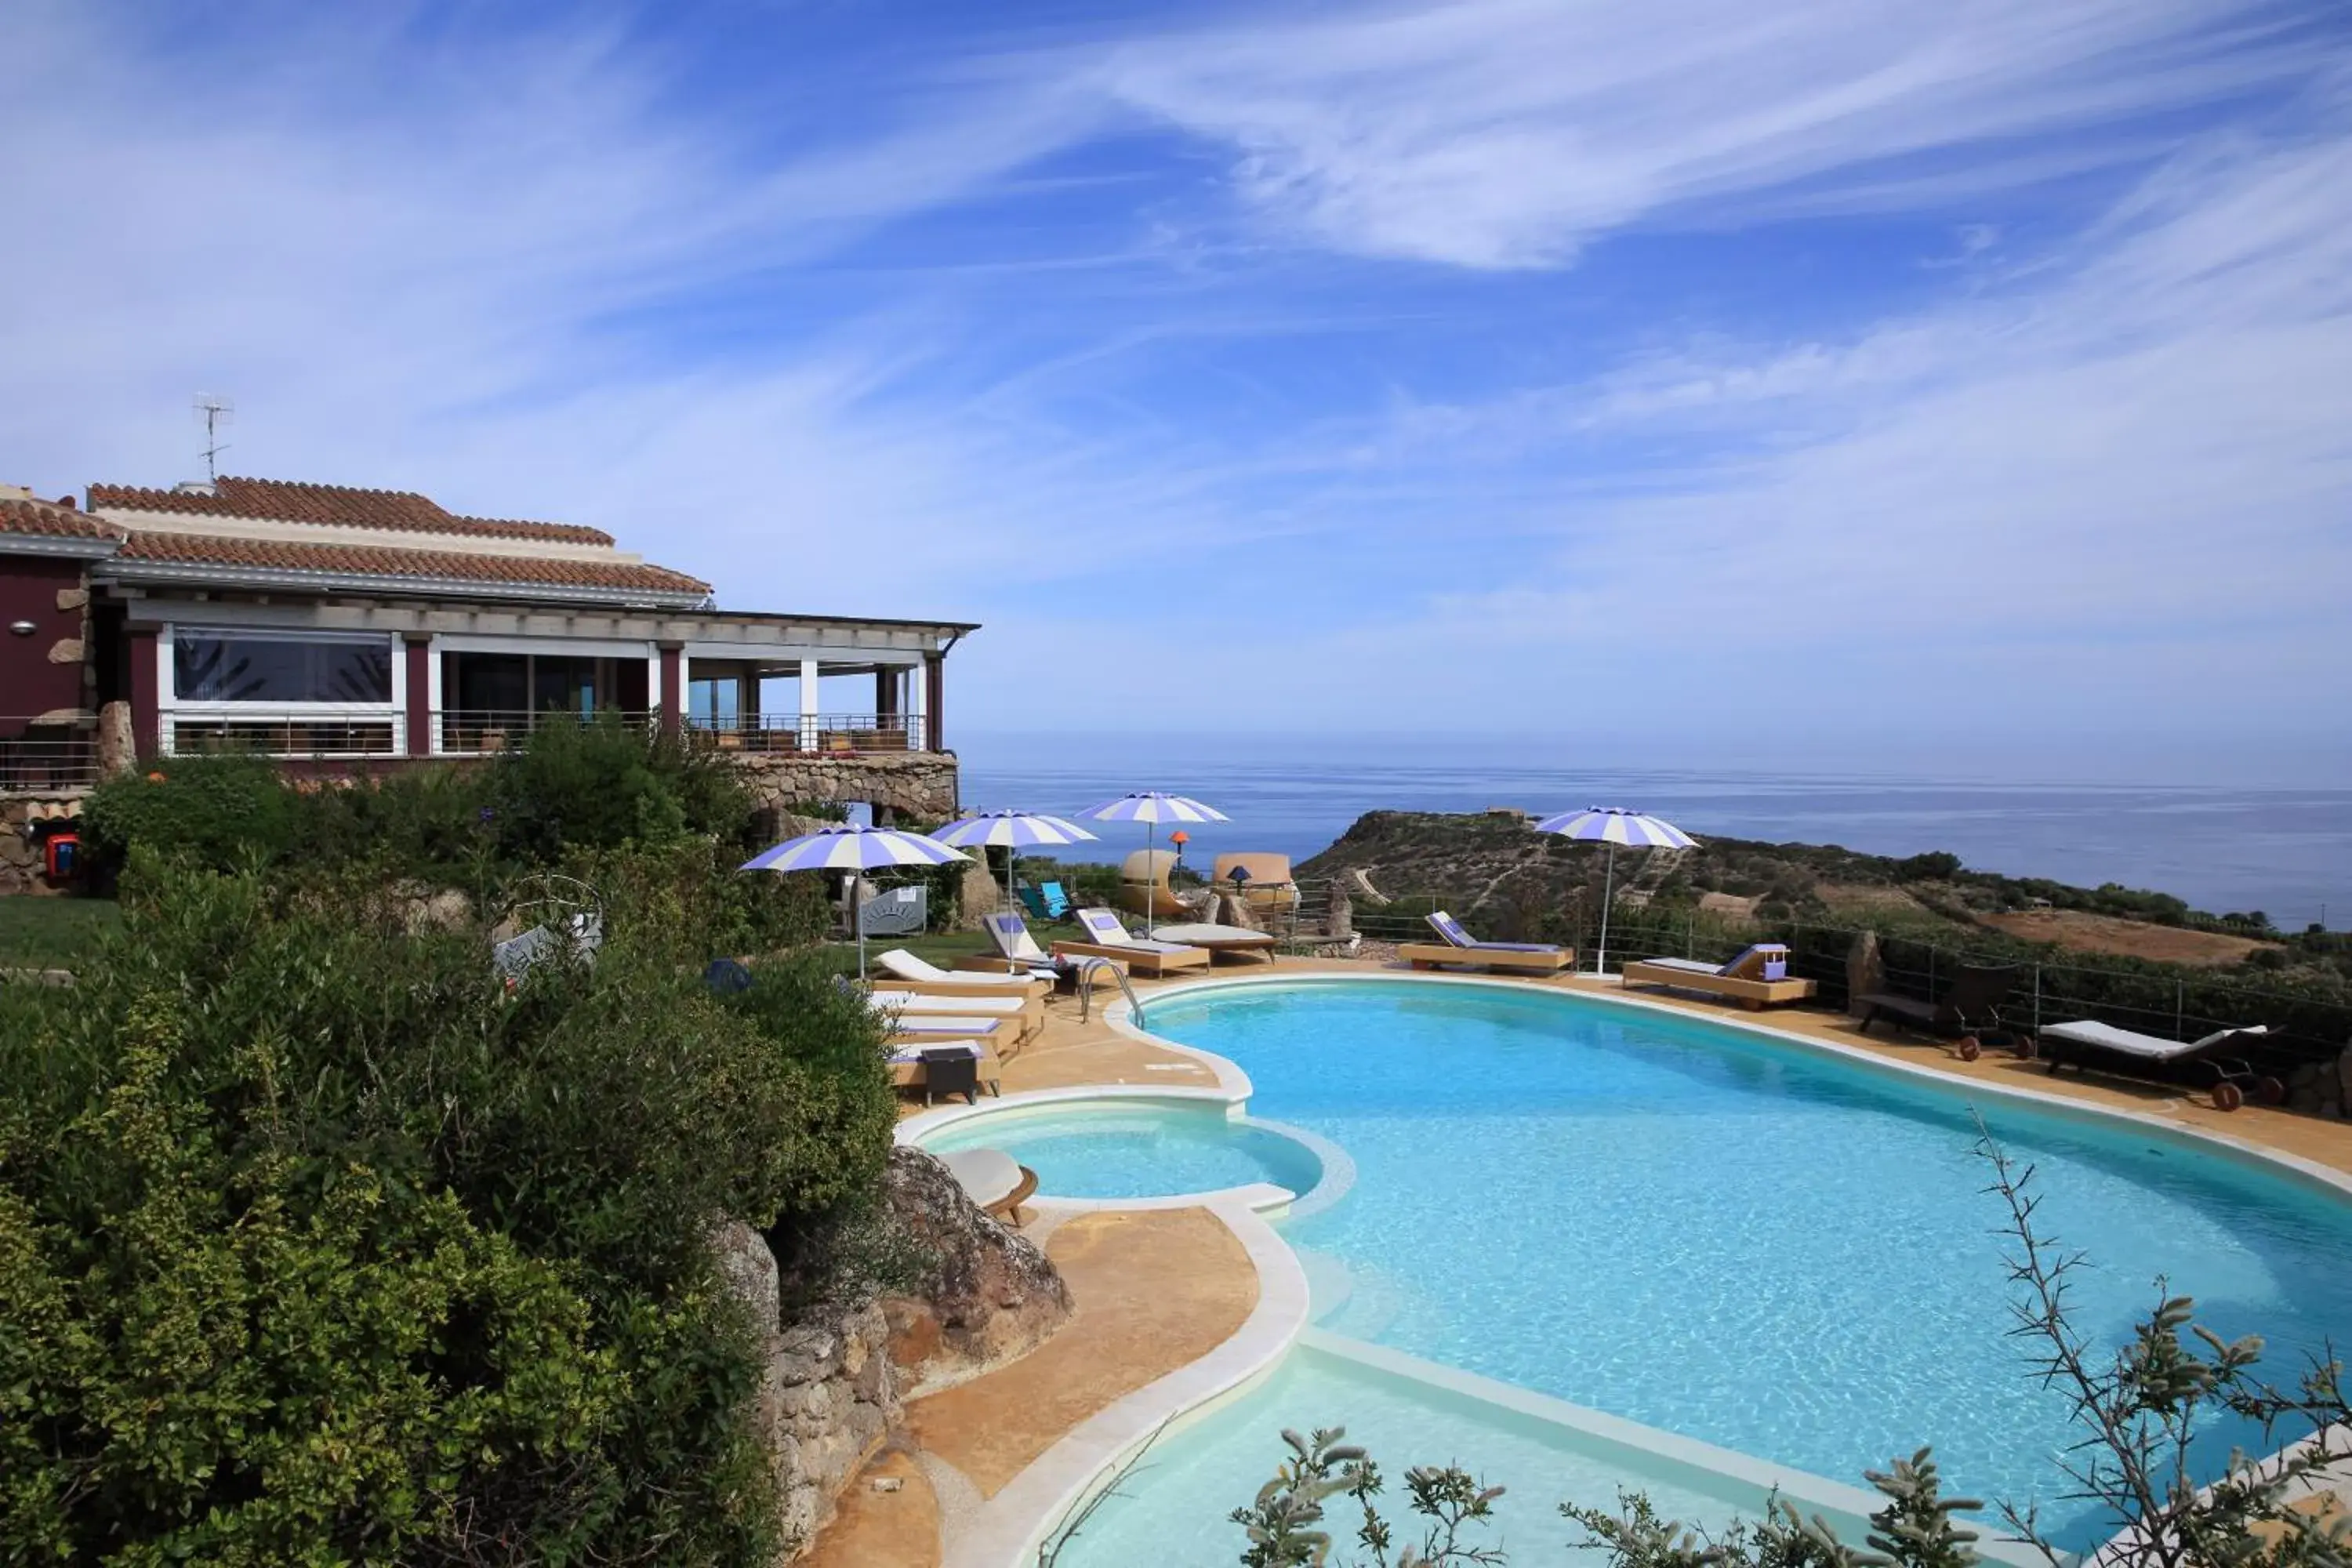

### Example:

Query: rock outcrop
xmin=717 ymin=1221 xmax=901 ymax=1556
xmin=876 ymin=1146 xmax=1072 ymax=1396
xmin=713 ymin=1145 xmax=1074 ymax=1559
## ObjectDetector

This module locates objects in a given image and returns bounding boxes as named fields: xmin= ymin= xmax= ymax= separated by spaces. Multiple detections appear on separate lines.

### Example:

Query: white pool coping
xmin=933 ymin=967 xmax=2352 ymax=1567
xmin=947 ymin=1196 xmax=1313 ymax=1568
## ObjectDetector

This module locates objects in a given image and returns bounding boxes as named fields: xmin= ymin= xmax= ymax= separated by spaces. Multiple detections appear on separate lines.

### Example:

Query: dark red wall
xmin=0 ymin=557 xmax=89 ymax=720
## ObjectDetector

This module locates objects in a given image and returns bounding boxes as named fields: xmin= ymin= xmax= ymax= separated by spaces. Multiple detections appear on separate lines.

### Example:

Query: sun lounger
xmin=1145 ymin=920 xmax=1279 ymax=964
xmin=955 ymin=913 xmax=1123 ymax=993
xmin=1621 ymin=944 xmax=1817 ymax=1011
xmin=1396 ymin=910 xmax=1575 ymax=975
xmin=1856 ymin=964 xmax=2017 ymax=1038
xmin=870 ymin=986 xmax=1044 ymax=1044
xmin=940 ymin=1147 xmax=1039 ymax=1223
xmin=2038 ymin=1021 xmax=2278 ymax=1109
xmin=1052 ymin=908 xmax=1213 ymax=977
xmin=877 ymin=948 xmax=1052 ymax=1001
xmin=887 ymin=1040 xmax=1003 ymax=1102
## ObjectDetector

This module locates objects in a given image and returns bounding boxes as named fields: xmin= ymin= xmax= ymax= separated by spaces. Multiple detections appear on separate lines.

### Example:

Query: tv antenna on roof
xmin=193 ymin=394 xmax=234 ymax=483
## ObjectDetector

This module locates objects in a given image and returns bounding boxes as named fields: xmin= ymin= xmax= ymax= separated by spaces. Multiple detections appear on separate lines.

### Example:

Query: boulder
xmin=877 ymin=1145 xmax=1072 ymax=1396
xmin=1846 ymin=931 xmax=1885 ymax=1018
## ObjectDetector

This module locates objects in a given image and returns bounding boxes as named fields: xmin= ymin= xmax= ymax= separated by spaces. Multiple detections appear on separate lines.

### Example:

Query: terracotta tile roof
xmin=87 ymin=476 xmax=613 ymax=546
xmin=0 ymin=495 xmax=122 ymax=543
xmin=111 ymin=530 xmax=710 ymax=597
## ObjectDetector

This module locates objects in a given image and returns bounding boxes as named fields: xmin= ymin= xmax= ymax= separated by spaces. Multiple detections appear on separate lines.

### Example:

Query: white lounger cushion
xmin=870 ymin=990 xmax=1024 ymax=1016
xmin=877 ymin=949 xmax=1038 ymax=987
xmin=2040 ymin=1020 xmax=2267 ymax=1062
xmin=1634 ymin=956 xmax=1722 ymax=975
xmin=885 ymin=1014 xmax=1004 ymax=1034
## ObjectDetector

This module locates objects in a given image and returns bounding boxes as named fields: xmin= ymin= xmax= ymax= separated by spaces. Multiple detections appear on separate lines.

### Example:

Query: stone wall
xmin=728 ymin=752 xmax=959 ymax=822
xmin=1 ymin=790 xmax=87 ymax=897
xmin=2285 ymin=1050 xmax=2352 ymax=1120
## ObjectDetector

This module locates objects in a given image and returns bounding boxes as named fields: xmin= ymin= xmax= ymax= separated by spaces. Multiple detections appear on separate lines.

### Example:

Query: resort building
xmin=0 ymin=477 xmax=976 ymax=856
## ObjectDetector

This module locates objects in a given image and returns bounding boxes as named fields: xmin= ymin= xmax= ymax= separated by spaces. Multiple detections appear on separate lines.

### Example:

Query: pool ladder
xmin=1070 ymin=954 xmax=1143 ymax=1028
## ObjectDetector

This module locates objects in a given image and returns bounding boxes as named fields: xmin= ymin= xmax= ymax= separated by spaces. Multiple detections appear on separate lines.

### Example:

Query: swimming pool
xmin=919 ymin=1102 xmax=1327 ymax=1202
xmin=1125 ymin=978 xmax=2352 ymax=1549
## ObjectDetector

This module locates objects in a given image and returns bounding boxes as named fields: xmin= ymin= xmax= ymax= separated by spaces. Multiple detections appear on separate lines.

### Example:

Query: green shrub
xmin=492 ymin=717 xmax=753 ymax=862
xmin=81 ymin=753 xmax=294 ymax=877
xmin=0 ymin=849 xmax=894 ymax=1563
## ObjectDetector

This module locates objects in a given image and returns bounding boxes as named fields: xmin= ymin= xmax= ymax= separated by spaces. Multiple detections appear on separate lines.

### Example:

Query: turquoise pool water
xmin=1136 ymin=980 xmax=2352 ymax=1549
xmin=1051 ymin=1338 xmax=1838 ymax=1568
xmin=919 ymin=1104 xmax=1323 ymax=1200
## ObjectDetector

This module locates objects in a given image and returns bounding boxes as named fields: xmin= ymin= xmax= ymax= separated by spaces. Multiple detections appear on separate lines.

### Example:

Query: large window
xmin=172 ymin=629 xmax=394 ymax=704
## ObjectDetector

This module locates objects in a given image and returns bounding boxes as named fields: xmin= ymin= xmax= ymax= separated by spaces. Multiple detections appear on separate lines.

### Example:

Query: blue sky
xmin=4 ymin=1 xmax=2349 ymax=779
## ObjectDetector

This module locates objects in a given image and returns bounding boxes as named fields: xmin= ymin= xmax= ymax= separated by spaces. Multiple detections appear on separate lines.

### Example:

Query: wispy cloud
xmin=1093 ymin=0 xmax=2324 ymax=267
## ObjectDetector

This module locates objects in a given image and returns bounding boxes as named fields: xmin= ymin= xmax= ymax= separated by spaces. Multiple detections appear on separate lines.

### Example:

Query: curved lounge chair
xmin=877 ymin=948 xmax=1052 ymax=1001
xmin=1397 ymin=910 xmax=1574 ymax=975
xmin=1621 ymin=944 xmax=1817 ymax=1011
xmin=2039 ymin=1021 xmax=2277 ymax=1109
xmin=1052 ymin=908 xmax=1213 ymax=977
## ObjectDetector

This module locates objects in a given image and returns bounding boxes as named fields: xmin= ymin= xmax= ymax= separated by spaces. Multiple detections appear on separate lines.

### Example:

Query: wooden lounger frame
xmin=1396 ymin=942 xmax=1575 ymax=975
xmin=878 ymin=989 xmax=1045 ymax=1044
xmin=1050 ymin=938 xmax=1212 ymax=977
xmin=1619 ymin=961 xmax=1818 ymax=1011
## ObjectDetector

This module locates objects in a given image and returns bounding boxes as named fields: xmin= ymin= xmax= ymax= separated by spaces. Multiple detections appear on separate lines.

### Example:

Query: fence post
xmin=2032 ymin=964 xmax=2042 ymax=1033
xmin=2175 ymin=978 xmax=2185 ymax=1040
xmin=1686 ymin=909 xmax=1695 ymax=959
xmin=1928 ymin=946 xmax=1936 ymax=998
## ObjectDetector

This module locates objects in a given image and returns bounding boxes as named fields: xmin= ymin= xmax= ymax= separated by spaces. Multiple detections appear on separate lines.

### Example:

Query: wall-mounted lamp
xmin=7 ymin=620 xmax=38 ymax=637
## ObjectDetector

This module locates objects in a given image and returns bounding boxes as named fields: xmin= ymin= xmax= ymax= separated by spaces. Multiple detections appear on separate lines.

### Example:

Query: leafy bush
xmin=81 ymin=753 xmax=295 ymax=877
xmin=0 ymin=849 xmax=895 ymax=1564
xmin=491 ymin=717 xmax=753 ymax=865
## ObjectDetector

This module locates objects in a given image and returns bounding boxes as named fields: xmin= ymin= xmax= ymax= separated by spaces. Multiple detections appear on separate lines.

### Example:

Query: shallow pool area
xmin=1124 ymin=978 xmax=2352 ymax=1549
xmin=917 ymin=1102 xmax=1325 ymax=1202
xmin=1047 ymin=1335 xmax=1864 ymax=1568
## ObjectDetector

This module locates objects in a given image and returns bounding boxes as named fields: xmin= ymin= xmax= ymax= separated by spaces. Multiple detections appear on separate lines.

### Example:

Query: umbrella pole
xmin=1597 ymin=842 xmax=1617 ymax=977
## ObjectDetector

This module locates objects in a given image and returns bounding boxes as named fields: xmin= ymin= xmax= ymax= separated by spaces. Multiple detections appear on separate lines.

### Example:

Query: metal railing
xmin=688 ymin=712 xmax=924 ymax=755
xmin=165 ymin=714 xmax=403 ymax=759
xmin=0 ymin=719 xmax=100 ymax=792
xmin=435 ymin=709 xmax=655 ymax=755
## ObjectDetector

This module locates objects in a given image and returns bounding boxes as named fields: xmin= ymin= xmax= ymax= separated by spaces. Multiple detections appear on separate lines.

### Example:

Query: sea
xmin=951 ymin=733 xmax=2352 ymax=930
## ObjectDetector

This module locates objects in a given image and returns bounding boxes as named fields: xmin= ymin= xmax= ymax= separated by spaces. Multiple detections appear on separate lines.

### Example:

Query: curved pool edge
xmin=1116 ymin=968 xmax=2352 ymax=1208
xmin=898 ymin=1095 xmax=1351 ymax=1218
xmin=947 ymin=1196 xmax=1314 ymax=1568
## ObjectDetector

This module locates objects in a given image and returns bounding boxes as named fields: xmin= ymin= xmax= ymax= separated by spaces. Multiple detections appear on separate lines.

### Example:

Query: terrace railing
xmin=165 ymin=713 xmax=403 ymax=759
xmin=688 ymin=712 xmax=922 ymax=755
xmin=435 ymin=709 xmax=655 ymax=756
xmin=0 ymin=718 xmax=100 ymax=793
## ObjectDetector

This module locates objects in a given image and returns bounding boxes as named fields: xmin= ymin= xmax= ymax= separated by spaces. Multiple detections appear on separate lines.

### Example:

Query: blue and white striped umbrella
xmin=1083 ymin=792 xmax=1229 ymax=920
xmin=1531 ymin=807 xmax=1697 ymax=849
xmin=740 ymin=824 xmax=968 ymax=976
xmin=740 ymin=823 xmax=970 ymax=873
xmin=1533 ymin=808 xmax=1699 ymax=976
xmin=1081 ymin=791 xmax=1229 ymax=826
xmin=931 ymin=810 xmax=1100 ymax=849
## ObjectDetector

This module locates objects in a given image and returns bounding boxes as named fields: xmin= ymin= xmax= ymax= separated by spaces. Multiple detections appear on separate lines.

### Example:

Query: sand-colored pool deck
xmin=825 ymin=956 xmax=2352 ymax=1566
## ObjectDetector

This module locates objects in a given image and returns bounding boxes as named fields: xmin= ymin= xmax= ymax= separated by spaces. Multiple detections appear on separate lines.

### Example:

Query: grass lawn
xmin=0 ymin=897 xmax=122 ymax=970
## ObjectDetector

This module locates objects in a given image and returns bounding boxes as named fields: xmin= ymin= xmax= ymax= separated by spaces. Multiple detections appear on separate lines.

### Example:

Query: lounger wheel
xmin=2253 ymin=1076 xmax=2285 ymax=1105
xmin=2210 ymin=1081 xmax=2243 ymax=1112
xmin=1955 ymin=1036 xmax=1982 ymax=1062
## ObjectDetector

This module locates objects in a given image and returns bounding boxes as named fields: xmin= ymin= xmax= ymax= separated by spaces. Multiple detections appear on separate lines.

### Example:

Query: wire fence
xmin=1330 ymin=883 xmax=2352 ymax=1072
